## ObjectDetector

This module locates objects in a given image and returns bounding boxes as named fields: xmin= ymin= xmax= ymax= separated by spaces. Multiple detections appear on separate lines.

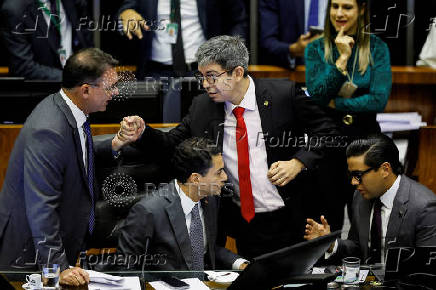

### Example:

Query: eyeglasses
xmin=194 ymin=68 xmax=235 ymax=85
xmin=348 ymin=167 xmax=375 ymax=184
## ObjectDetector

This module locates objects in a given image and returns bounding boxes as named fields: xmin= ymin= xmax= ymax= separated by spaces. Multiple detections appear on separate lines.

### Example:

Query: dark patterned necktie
xmin=369 ymin=198 xmax=383 ymax=263
xmin=170 ymin=0 xmax=186 ymax=76
xmin=190 ymin=203 xmax=204 ymax=271
xmin=83 ymin=120 xmax=95 ymax=234
xmin=48 ymin=0 xmax=61 ymax=49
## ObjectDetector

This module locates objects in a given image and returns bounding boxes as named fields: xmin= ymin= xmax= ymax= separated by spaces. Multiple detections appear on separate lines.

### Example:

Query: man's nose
xmin=202 ymin=78 xmax=211 ymax=89
xmin=351 ymin=177 xmax=359 ymax=186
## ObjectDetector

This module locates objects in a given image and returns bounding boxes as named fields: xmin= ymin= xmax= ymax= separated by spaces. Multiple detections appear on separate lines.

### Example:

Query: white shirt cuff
xmin=232 ymin=258 xmax=249 ymax=270
xmin=325 ymin=239 xmax=338 ymax=260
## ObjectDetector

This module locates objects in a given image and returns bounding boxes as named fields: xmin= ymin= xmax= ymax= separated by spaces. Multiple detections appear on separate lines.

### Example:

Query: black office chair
xmin=88 ymin=134 xmax=172 ymax=249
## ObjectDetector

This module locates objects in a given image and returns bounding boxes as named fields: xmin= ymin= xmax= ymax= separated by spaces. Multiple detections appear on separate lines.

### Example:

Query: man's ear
xmin=80 ymin=84 xmax=90 ymax=100
xmin=234 ymin=66 xmax=245 ymax=80
xmin=187 ymin=173 xmax=201 ymax=184
xmin=381 ymin=162 xmax=392 ymax=178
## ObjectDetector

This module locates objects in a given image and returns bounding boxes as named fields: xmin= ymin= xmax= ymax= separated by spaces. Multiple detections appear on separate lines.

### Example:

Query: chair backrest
xmin=89 ymin=134 xmax=172 ymax=248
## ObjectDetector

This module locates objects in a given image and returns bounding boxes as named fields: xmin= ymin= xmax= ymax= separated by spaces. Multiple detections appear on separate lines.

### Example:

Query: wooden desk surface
xmin=247 ymin=65 xmax=436 ymax=84
xmin=2 ymin=65 xmax=435 ymax=84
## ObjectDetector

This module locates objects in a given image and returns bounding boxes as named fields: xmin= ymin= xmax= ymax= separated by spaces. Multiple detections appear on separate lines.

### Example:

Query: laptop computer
xmin=383 ymin=246 xmax=436 ymax=287
xmin=228 ymin=230 xmax=341 ymax=289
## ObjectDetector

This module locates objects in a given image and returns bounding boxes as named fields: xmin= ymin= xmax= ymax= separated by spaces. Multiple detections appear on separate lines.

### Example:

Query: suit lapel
xmin=386 ymin=177 xmax=410 ymax=248
xmin=253 ymin=79 xmax=273 ymax=162
xmin=196 ymin=0 xmax=206 ymax=32
xmin=203 ymin=97 xmax=225 ymax=148
xmin=165 ymin=182 xmax=193 ymax=269
xmin=54 ymin=93 xmax=88 ymax=192
xmin=359 ymin=197 xmax=372 ymax=261
xmin=33 ymin=1 xmax=61 ymax=61
xmin=295 ymin=0 xmax=305 ymax=34
xmin=202 ymin=197 xmax=215 ymax=268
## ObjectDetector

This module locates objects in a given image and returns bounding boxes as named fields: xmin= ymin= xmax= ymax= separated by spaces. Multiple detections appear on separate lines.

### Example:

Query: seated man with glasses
xmin=304 ymin=134 xmax=436 ymax=265
xmin=115 ymin=35 xmax=338 ymax=259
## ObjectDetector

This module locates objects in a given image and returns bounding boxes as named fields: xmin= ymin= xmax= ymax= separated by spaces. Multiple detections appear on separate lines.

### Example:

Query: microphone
xmin=140 ymin=221 xmax=153 ymax=282
xmin=141 ymin=237 xmax=151 ymax=282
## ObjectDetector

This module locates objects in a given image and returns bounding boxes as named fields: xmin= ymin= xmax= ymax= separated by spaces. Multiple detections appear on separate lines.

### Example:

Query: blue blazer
xmin=259 ymin=0 xmax=305 ymax=67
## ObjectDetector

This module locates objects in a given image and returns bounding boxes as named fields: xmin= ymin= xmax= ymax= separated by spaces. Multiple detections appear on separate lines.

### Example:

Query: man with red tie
xmin=116 ymin=35 xmax=338 ymax=259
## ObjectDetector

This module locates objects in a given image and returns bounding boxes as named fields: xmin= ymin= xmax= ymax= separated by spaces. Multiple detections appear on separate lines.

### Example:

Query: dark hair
xmin=172 ymin=137 xmax=222 ymax=183
xmin=346 ymin=134 xmax=404 ymax=175
xmin=196 ymin=35 xmax=249 ymax=77
xmin=62 ymin=48 xmax=119 ymax=89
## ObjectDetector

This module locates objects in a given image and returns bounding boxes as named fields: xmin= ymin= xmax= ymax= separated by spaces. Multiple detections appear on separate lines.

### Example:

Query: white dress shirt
xmin=175 ymin=180 xmax=207 ymax=250
xmin=174 ymin=181 xmax=247 ymax=269
xmin=327 ymin=175 xmax=401 ymax=264
xmin=39 ymin=0 xmax=73 ymax=65
xmin=152 ymin=0 xmax=206 ymax=64
xmin=222 ymin=76 xmax=285 ymax=213
xmin=60 ymin=89 xmax=88 ymax=171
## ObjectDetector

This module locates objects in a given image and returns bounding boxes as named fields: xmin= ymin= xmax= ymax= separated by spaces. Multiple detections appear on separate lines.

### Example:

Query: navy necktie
xmin=307 ymin=0 xmax=319 ymax=29
xmin=369 ymin=198 xmax=382 ymax=263
xmin=83 ymin=120 xmax=95 ymax=234
xmin=190 ymin=203 xmax=204 ymax=271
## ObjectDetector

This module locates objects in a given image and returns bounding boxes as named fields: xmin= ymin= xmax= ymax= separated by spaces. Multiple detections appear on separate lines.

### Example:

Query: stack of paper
xmin=376 ymin=112 xmax=427 ymax=132
xmin=86 ymin=270 xmax=141 ymax=290
xmin=149 ymin=278 xmax=209 ymax=290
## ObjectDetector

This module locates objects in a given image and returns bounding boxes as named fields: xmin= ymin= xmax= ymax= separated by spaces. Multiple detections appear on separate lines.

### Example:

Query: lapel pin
xmin=264 ymin=100 xmax=269 ymax=106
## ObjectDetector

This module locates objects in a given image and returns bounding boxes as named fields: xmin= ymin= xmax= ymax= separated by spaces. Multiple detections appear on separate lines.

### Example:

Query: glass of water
xmin=42 ymin=263 xmax=60 ymax=289
xmin=342 ymin=257 xmax=360 ymax=284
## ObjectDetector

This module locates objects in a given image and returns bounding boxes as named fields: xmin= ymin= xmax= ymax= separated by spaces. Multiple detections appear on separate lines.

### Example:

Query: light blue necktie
xmin=83 ymin=120 xmax=95 ymax=234
xmin=308 ymin=0 xmax=319 ymax=28
xmin=189 ymin=203 xmax=204 ymax=271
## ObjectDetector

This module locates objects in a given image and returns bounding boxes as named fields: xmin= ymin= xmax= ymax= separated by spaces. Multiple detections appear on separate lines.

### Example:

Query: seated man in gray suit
xmin=304 ymin=134 xmax=436 ymax=264
xmin=117 ymin=137 xmax=248 ymax=270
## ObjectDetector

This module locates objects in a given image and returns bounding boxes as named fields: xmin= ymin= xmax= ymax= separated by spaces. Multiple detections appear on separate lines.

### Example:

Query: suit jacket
xmin=136 ymin=78 xmax=339 ymax=241
xmin=337 ymin=175 xmax=436 ymax=263
xmin=0 ymin=0 xmax=93 ymax=80
xmin=259 ymin=0 xmax=305 ymax=67
xmin=117 ymin=0 xmax=248 ymax=79
xmin=117 ymin=181 xmax=240 ymax=270
xmin=0 ymin=92 xmax=113 ymax=270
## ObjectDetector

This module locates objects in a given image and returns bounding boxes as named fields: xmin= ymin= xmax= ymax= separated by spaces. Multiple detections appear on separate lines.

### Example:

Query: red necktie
xmin=233 ymin=107 xmax=255 ymax=222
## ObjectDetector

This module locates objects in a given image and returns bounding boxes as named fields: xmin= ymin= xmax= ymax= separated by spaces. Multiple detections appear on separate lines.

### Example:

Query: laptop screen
xmin=229 ymin=230 xmax=341 ymax=289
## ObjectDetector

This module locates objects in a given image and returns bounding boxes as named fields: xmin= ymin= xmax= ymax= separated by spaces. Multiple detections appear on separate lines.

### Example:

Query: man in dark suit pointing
xmin=0 ymin=48 xmax=129 ymax=286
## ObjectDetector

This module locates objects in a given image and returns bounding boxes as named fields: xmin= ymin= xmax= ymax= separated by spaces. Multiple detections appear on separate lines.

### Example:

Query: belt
xmin=147 ymin=61 xmax=198 ymax=72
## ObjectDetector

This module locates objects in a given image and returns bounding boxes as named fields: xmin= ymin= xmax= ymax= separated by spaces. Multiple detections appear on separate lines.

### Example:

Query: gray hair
xmin=196 ymin=35 xmax=249 ymax=76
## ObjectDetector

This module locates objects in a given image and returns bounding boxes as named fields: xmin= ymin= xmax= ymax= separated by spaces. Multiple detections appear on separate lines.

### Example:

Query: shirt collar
xmin=60 ymin=89 xmax=87 ymax=128
xmin=175 ymin=180 xmax=200 ymax=216
xmin=225 ymin=76 xmax=256 ymax=117
xmin=380 ymin=175 xmax=401 ymax=209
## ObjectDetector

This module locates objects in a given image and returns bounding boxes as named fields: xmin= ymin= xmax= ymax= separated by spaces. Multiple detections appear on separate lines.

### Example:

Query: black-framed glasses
xmin=348 ymin=167 xmax=375 ymax=184
xmin=194 ymin=68 xmax=235 ymax=85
